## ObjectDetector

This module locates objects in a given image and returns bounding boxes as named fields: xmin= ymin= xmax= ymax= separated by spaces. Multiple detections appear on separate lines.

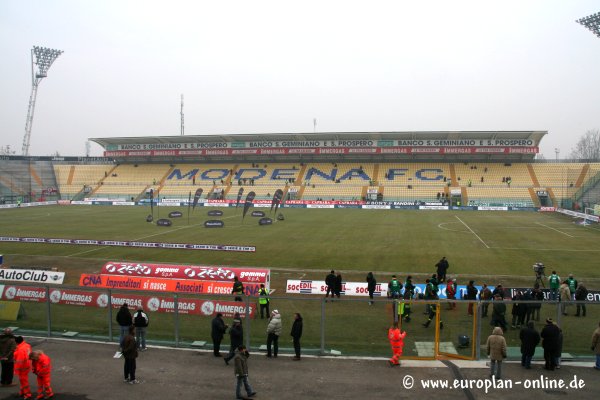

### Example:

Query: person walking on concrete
xmin=234 ymin=345 xmax=256 ymax=399
xmin=133 ymin=307 xmax=149 ymax=351
xmin=266 ymin=310 xmax=282 ymax=358
xmin=211 ymin=313 xmax=228 ymax=357
xmin=258 ymin=284 xmax=270 ymax=319
xmin=325 ymin=270 xmax=336 ymax=301
xmin=519 ymin=321 xmax=540 ymax=369
xmin=30 ymin=350 xmax=54 ymax=397
xmin=486 ymin=327 xmax=507 ymax=379
xmin=224 ymin=318 xmax=243 ymax=365
xmin=122 ymin=325 xmax=139 ymax=384
xmin=291 ymin=313 xmax=303 ymax=360
xmin=0 ymin=328 xmax=16 ymax=387
xmin=116 ymin=303 xmax=132 ymax=349
xmin=13 ymin=336 xmax=32 ymax=399
xmin=541 ymin=318 xmax=561 ymax=371
xmin=592 ymin=321 xmax=600 ymax=370
xmin=388 ymin=322 xmax=407 ymax=367
xmin=366 ymin=272 xmax=377 ymax=305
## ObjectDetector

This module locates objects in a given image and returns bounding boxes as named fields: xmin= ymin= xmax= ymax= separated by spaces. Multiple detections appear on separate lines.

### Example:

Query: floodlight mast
xmin=576 ymin=12 xmax=600 ymax=39
xmin=22 ymin=46 xmax=63 ymax=156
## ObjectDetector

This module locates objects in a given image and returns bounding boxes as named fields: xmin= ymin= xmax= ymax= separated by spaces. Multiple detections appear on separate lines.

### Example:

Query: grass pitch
xmin=1 ymin=205 xmax=599 ymax=282
xmin=1 ymin=205 xmax=599 ymax=358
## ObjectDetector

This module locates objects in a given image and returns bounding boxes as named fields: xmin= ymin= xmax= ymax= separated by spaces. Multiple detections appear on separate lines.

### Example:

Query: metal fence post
xmin=245 ymin=295 xmax=251 ymax=350
xmin=320 ymin=298 xmax=325 ymax=355
xmin=174 ymin=293 xmax=179 ymax=347
xmin=475 ymin=302 xmax=482 ymax=360
xmin=108 ymin=289 xmax=113 ymax=342
xmin=45 ymin=286 xmax=51 ymax=338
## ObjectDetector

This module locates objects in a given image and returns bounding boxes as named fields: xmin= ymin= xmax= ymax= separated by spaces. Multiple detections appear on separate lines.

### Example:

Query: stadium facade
xmin=1 ymin=131 xmax=599 ymax=217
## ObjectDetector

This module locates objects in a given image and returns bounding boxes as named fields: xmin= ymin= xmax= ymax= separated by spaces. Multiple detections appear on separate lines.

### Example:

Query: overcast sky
xmin=1 ymin=0 xmax=599 ymax=158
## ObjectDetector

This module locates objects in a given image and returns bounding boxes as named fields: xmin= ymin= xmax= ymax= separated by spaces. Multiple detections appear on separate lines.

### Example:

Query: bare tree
xmin=569 ymin=129 xmax=600 ymax=160
xmin=0 ymin=145 xmax=16 ymax=155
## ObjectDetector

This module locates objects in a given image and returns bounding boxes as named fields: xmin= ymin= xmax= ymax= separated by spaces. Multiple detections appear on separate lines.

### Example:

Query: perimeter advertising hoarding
xmin=0 ymin=268 xmax=65 ymax=284
xmin=285 ymin=280 xmax=600 ymax=301
xmin=80 ymin=274 xmax=263 ymax=296
xmin=100 ymin=262 xmax=269 ymax=286
xmin=0 ymin=285 xmax=254 ymax=318
xmin=286 ymin=280 xmax=474 ymax=298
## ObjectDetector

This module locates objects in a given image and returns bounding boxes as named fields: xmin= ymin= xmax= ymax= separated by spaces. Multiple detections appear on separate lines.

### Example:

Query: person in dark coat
xmin=366 ymin=272 xmax=377 ymax=305
xmin=530 ymin=284 xmax=544 ymax=322
xmin=435 ymin=257 xmax=449 ymax=283
xmin=519 ymin=321 xmax=540 ymax=369
xmin=540 ymin=318 xmax=561 ymax=370
xmin=334 ymin=273 xmax=343 ymax=299
xmin=511 ymin=291 xmax=526 ymax=328
xmin=224 ymin=318 xmax=243 ymax=365
xmin=0 ymin=328 xmax=16 ymax=386
xmin=122 ymin=325 xmax=139 ymax=384
xmin=290 ymin=313 xmax=303 ymax=360
xmin=491 ymin=295 xmax=507 ymax=332
xmin=465 ymin=280 xmax=478 ymax=316
xmin=116 ymin=303 xmax=132 ymax=349
xmin=325 ymin=270 xmax=336 ymax=300
xmin=211 ymin=313 xmax=228 ymax=357
xmin=575 ymin=282 xmax=588 ymax=317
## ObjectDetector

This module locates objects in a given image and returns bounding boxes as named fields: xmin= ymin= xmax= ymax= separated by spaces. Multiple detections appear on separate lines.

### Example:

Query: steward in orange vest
xmin=388 ymin=323 xmax=407 ymax=366
xmin=13 ymin=336 xmax=32 ymax=399
xmin=30 ymin=350 xmax=53 ymax=400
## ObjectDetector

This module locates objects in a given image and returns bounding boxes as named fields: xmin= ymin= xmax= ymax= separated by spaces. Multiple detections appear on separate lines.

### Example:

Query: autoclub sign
xmin=0 ymin=268 xmax=65 ymax=284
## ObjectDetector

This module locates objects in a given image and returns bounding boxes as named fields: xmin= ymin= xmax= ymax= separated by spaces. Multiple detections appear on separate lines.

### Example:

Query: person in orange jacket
xmin=30 ymin=350 xmax=53 ymax=400
xmin=388 ymin=322 xmax=407 ymax=367
xmin=13 ymin=336 xmax=32 ymax=399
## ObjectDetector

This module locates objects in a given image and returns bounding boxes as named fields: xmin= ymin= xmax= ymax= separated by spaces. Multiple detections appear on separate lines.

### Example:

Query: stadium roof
xmin=90 ymin=130 xmax=547 ymax=148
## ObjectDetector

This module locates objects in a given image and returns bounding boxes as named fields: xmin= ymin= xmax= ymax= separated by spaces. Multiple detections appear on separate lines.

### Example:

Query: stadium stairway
xmin=449 ymin=164 xmax=458 ymax=186
xmin=527 ymin=188 xmax=541 ymax=207
xmin=575 ymin=164 xmax=590 ymax=187
xmin=526 ymin=164 xmax=541 ymax=187
xmin=460 ymin=186 xmax=468 ymax=204
xmin=547 ymin=187 xmax=557 ymax=206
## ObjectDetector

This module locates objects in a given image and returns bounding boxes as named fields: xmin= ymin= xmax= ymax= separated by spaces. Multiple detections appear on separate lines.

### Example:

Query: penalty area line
xmin=454 ymin=215 xmax=490 ymax=249
xmin=535 ymin=222 xmax=574 ymax=238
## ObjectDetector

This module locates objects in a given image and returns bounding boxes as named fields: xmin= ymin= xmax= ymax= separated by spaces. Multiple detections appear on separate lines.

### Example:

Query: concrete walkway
xmin=0 ymin=338 xmax=597 ymax=400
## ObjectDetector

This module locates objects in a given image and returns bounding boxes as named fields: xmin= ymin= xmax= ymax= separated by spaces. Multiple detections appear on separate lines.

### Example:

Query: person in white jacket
xmin=266 ymin=310 xmax=282 ymax=358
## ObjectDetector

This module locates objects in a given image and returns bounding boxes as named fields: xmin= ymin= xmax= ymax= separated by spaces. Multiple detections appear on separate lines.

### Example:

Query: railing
xmin=2 ymin=283 xmax=597 ymax=360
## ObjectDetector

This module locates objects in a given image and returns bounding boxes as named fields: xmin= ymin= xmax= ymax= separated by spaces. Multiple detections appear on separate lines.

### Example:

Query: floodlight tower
xmin=22 ymin=46 xmax=63 ymax=156
xmin=576 ymin=12 xmax=600 ymax=38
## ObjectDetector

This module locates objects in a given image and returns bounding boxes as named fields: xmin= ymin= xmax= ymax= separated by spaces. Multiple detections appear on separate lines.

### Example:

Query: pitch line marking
xmin=535 ymin=222 xmax=574 ymax=238
xmin=489 ymin=247 xmax=600 ymax=252
xmin=454 ymin=215 xmax=490 ymax=249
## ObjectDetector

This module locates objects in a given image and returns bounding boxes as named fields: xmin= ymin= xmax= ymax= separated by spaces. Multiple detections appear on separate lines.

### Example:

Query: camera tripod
xmin=534 ymin=273 xmax=545 ymax=288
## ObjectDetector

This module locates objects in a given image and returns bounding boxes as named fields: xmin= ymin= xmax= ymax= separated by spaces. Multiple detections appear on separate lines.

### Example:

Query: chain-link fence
xmin=2 ymin=283 xmax=597 ymax=361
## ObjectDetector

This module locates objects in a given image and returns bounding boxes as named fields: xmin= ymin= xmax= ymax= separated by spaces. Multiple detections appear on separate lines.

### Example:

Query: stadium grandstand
xmin=1 ymin=131 xmax=599 ymax=214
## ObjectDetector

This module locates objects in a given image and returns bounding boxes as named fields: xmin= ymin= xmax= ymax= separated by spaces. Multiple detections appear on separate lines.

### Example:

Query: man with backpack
xmin=133 ymin=307 xmax=149 ymax=351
